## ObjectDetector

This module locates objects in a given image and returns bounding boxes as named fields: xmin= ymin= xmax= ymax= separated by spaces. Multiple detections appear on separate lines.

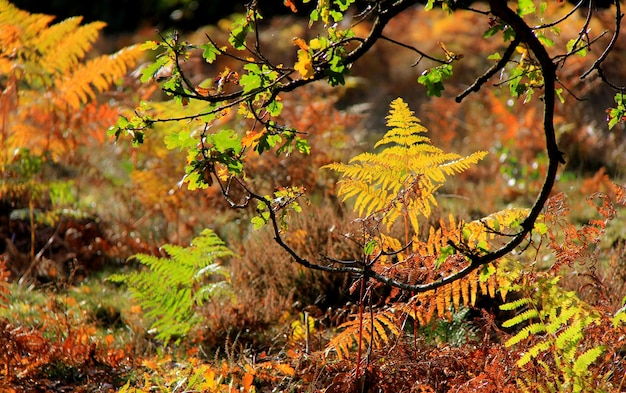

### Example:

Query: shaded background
xmin=9 ymin=0 xmax=297 ymax=32
xmin=10 ymin=0 xmax=612 ymax=33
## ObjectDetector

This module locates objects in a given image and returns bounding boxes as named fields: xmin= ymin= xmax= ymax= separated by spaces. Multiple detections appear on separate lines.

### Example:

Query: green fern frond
xmin=500 ymin=297 xmax=533 ymax=311
xmin=505 ymin=322 xmax=547 ymax=347
xmin=500 ymin=274 xmax=607 ymax=391
xmin=517 ymin=340 xmax=553 ymax=367
xmin=108 ymin=229 xmax=235 ymax=345
xmin=554 ymin=320 xmax=585 ymax=350
xmin=502 ymin=308 xmax=540 ymax=329
xmin=572 ymin=346 xmax=605 ymax=375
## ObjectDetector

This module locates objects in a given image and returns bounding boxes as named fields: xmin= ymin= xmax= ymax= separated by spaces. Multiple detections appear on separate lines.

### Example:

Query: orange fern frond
xmin=38 ymin=18 xmax=106 ymax=74
xmin=55 ymin=44 xmax=144 ymax=109
xmin=325 ymin=309 xmax=400 ymax=360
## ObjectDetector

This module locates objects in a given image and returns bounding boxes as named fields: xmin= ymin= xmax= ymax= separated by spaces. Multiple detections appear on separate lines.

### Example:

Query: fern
xmin=324 ymin=98 xmax=487 ymax=233
xmin=56 ymin=44 xmax=143 ymax=109
xmin=0 ymin=0 xmax=144 ymax=160
xmin=501 ymin=276 xmax=605 ymax=391
xmin=108 ymin=229 xmax=235 ymax=345
xmin=325 ymin=308 xmax=400 ymax=360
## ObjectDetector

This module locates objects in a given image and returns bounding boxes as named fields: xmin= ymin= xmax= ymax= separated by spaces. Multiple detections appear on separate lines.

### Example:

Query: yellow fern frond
xmin=463 ymin=207 xmax=531 ymax=247
xmin=379 ymin=98 xmax=430 ymax=147
xmin=324 ymin=98 xmax=486 ymax=234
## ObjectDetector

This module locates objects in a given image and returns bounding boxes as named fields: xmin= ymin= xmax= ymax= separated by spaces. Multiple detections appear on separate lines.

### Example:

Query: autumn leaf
xmin=243 ymin=372 xmax=254 ymax=392
xmin=292 ymin=37 xmax=308 ymax=51
xmin=294 ymin=49 xmax=315 ymax=79
xmin=284 ymin=0 xmax=298 ymax=12
xmin=195 ymin=86 xmax=212 ymax=97
xmin=242 ymin=130 xmax=264 ymax=149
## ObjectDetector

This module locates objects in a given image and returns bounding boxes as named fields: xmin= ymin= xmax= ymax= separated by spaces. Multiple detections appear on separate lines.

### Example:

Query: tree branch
xmin=456 ymin=36 xmax=520 ymax=103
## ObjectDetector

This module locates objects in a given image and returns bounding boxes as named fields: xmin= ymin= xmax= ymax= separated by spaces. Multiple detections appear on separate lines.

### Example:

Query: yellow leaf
xmin=294 ymin=49 xmax=314 ymax=80
xmin=204 ymin=368 xmax=218 ymax=390
xmin=309 ymin=38 xmax=323 ymax=50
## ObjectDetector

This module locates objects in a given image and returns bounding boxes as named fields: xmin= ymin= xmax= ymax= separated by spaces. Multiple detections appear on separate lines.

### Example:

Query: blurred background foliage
xmin=10 ymin=0 xmax=301 ymax=32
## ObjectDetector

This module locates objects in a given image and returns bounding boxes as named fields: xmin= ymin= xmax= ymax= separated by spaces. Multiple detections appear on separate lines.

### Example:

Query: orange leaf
xmin=196 ymin=86 xmax=212 ymax=97
xmin=242 ymin=130 xmax=264 ymax=149
xmin=292 ymin=37 xmax=308 ymax=51
xmin=275 ymin=363 xmax=295 ymax=376
xmin=243 ymin=372 xmax=254 ymax=392
xmin=284 ymin=0 xmax=298 ymax=12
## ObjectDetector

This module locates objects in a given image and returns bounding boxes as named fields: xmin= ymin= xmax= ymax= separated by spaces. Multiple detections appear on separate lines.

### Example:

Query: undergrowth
xmin=2 ymin=2 xmax=626 ymax=392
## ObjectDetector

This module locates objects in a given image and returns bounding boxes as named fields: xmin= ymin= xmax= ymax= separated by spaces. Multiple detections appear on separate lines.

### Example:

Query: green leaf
xmin=295 ymin=138 xmax=311 ymax=155
xmin=479 ymin=263 xmax=496 ymax=282
xmin=141 ymin=57 xmax=167 ymax=83
xmin=251 ymin=216 xmax=265 ymax=229
xmin=229 ymin=18 xmax=251 ymax=50
xmin=436 ymin=245 xmax=455 ymax=269
xmin=200 ymin=42 xmax=219 ymax=63
xmin=534 ymin=222 xmax=548 ymax=235
xmin=566 ymin=38 xmax=588 ymax=57
xmin=335 ymin=0 xmax=355 ymax=11
xmin=251 ymin=211 xmax=270 ymax=229
xmin=537 ymin=33 xmax=554 ymax=47
xmin=555 ymin=88 xmax=565 ymax=104
xmin=240 ymin=63 xmax=262 ymax=94
xmin=517 ymin=0 xmax=535 ymax=16
xmin=140 ymin=40 xmax=159 ymax=51
xmin=418 ymin=64 xmax=453 ymax=97
xmin=164 ymin=130 xmax=194 ymax=151
xmin=483 ymin=23 xmax=504 ymax=38
xmin=267 ymin=99 xmax=283 ymax=116
xmin=608 ymin=93 xmax=626 ymax=130
xmin=364 ymin=239 xmax=377 ymax=256
xmin=212 ymin=129 xmax=242 ymax=154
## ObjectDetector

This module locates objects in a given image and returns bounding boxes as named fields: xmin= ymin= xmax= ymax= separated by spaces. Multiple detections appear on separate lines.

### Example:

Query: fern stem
xmin=356 ymin=275 xmax=366 ymax=380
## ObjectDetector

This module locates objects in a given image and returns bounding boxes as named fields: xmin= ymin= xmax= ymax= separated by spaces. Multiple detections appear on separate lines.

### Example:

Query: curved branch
xmin=235 ymin=0 xmax=568 ymax=294
xmin=356 ymin=0 xmax=571 ymax=294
